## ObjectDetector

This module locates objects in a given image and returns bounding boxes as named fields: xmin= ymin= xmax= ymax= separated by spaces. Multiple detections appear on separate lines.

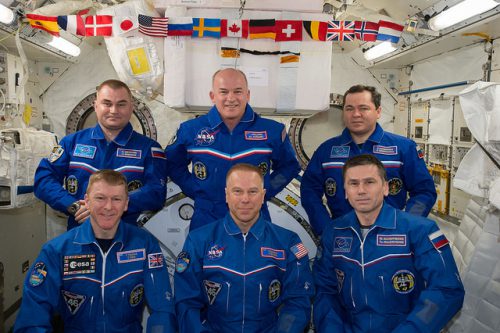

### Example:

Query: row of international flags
xmin=25 ymin=13 xmax=405 ymax=44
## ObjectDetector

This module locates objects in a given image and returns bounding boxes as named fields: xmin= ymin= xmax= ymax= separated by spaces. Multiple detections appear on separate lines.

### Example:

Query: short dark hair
xmin=342 ymin=154 xmax=387 ymax=182
xmin=342 ymin=85 xmax=381 ymax=109
xmin=96 ymin=79 xmax=132 ymax=100
xmin=226 ymin=163 xmax=264 ymax=185
xmin=212 ymin=68 xmax=249 ymax=88
xmin=86 ymin=169 xmax=128 ymax=196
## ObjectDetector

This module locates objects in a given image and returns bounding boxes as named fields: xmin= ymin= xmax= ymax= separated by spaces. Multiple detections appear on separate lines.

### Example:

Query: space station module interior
xmin=0 ymin=0 xmax=500 ymax=331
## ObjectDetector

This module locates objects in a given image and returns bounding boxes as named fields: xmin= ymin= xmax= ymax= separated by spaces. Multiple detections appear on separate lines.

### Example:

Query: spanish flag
xmin=303 ymin=21 xmax=327 ymax=41
xmin=249 ymin=19 xmax=276 ymax=40
xmin=26 ymin=14 xmax=60 ymax=36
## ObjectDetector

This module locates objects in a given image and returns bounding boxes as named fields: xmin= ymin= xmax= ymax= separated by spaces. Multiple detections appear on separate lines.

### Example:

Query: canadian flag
xmin=85 ymin=15 xmax=113 ymax=36
xmin=220 ymin=19 xmax=249 ymax=38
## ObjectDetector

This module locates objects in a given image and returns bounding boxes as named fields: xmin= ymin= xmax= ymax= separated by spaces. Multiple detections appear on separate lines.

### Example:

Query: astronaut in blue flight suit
xmin=34 ymin=79 xmax=166 ymax=230
xmin=174 ymin=164 xmax=314 ymax=333
xmin=166 ymin=68 xmax=300 ymax=231
xmin=15 ymin=170 xmax=176 ymax=333
xmin=301 ymin=84 xmax=437 ymax=236
xmin=313 ymin=154 xmax=464 ymax=333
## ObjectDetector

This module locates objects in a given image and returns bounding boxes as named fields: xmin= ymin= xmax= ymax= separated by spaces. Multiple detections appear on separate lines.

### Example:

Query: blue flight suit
xmin=301 ymin=124 xmax=437 ymax=235
xmin=166 ymin=105 xmax=300 ymax=230
xmin=34 ymin=123 xmax=167 ymax=229
xmin=174 ymin=213 xmax=314 ymax=333
xmin=313 ymin=203 xmax=464 ymax=333
xmin=14 ymin=220 xmax=176 ymax=333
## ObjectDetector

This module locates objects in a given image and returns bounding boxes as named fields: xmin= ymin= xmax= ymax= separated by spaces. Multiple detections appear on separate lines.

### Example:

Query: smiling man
xmin=34 ymin=79 xmax=166 ymax=230
xmin=166 ymin=68 xmax=300 ymax=231
xmin=15 ymin=170 xmax=176 ymax=333
xmin=313 ymin=154 xmax=464 ymax=333
xmin=174 ymin=164 xmax=314 ymax=332
xmin=301 ymin=84 xmax=437 ymax=236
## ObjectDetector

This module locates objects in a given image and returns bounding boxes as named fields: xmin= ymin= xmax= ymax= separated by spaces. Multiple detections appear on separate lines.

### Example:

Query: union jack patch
xmin=148 ymin=253 xmax=164 ymax=269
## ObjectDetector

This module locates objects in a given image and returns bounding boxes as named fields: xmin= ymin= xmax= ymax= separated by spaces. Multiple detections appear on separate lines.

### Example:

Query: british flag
xmin=326 ymin=20 xmax=355 ymax=41
xmin=148 ymin=253 xmax=164 ymax=269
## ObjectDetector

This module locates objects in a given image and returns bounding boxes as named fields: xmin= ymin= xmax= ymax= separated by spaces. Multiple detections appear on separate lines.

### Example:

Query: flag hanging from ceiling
xmin=377 ymin=20 xmax=404 ymax=43
xmin=138 ymin=14 xmax=168 ymax=37
xmin=275 ymin=20 xmax=302 ymax=42
xmin=354 ymin=21 xmax=379 ymax=41
xmin=326 ymin=20 xmax=355 ymax=41
xmin=168 ymin=17 xmax=193 ymax=36
xmin=57 ymin=15 xmax=85 ymax=36
xmin=192 ymin=18 xmax=221 ymax=38
xmin=249 ymin=19 xmax=276 ymax=40
xmin=220 ymin=19 xmax=249 ymax=38
xmin=303 ymin=21 xmax=327 ymax=41
xmin=85 ymin=15 xmax=113 ymax=36
xmin=26 ymin=14 xmax=60 ymax=36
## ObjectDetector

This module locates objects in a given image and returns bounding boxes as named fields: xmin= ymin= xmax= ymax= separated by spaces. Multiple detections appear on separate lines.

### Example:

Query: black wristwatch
xmin=68 ymin=201 xmax=81 ymax=216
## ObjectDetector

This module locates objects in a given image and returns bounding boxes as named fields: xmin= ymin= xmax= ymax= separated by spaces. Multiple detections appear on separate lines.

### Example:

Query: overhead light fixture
xmin=363 ymin=41 xmax=398 ymax=61
xmin=0 ymin=4 xmax=15 ymax=25
xmin=47 ymin=36 xmax=81 ymax=57
xmin=428 ymin=0 xmax=499 ymax=31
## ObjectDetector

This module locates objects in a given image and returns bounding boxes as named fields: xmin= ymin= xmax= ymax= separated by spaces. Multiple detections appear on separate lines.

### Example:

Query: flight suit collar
xmin=223 ymin=212 xmax=266 ymax=240
xmin=73 ymin=219 xmax=125 ymax=251
xmin=335 ymin=203 xmax=397 ymax=231
xmin=340 ymin=123 xmax=384 ymax=145
xmin=207 ymin=104 xmax=256 ymax=130
xmin=91 ymin=123 xmax=134 ymax=146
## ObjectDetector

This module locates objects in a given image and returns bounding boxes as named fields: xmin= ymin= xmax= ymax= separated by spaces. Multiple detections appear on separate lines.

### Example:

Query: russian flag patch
xmin=429 ymin=230 xmax=449 ymax=250
xmin=151 ymin=147 xmax=166 ymax=159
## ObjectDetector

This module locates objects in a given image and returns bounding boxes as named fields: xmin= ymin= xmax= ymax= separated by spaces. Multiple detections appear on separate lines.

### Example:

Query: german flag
xmin=26 ymin=14 xmax=60 ymax=36
xmin=303 ymin=21 xmax=327 ymax=41
xmin=249 ymin=19 xmax=276 ymax=40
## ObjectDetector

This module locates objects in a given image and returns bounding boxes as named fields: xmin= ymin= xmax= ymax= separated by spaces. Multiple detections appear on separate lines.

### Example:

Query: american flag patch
xmin=429 ymin=230 xmax=449 ymax=250
xmin=290 ymin=243 xmax=308 ymax=259
xmin=148 ymin=253 xmax=164 ymax=269
xmin=373 ymin=145 xmax=397 ymax=155
xmin=151 ymin=147 xmax=166 ymax=159
xmin=261 ymin=247 xmax=285 ymax=260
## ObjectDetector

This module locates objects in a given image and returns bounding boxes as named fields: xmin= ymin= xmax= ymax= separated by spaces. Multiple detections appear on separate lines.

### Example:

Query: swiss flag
xmin=85 ymin=15 xmax=113 ymax=36
xmin=220 ymin=19 xmax=249 ymax=38
xmin=275 ymin=20 xmax=302 ymax=41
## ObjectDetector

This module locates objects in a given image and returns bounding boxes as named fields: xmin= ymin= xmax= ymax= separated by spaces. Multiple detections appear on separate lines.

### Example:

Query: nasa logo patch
xmin=206 ymin=245 xmax=225 ymax=260
xmin=195 ymin=127 xmax=218 ymax=146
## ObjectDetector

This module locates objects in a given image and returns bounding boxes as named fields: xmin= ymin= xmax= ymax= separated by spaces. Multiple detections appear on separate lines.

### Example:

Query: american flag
xmin=138 ymin=14 xmax=168 ymax=37
xmin=290 ymin=243 xmax=308 ymax=259
xmin=326 ymin=20 xmax=355 ymax=41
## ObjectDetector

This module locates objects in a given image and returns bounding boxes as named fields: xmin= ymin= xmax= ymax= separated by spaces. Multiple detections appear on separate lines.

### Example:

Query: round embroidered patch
xmin=268 ymin=279 xmax=281 ymax=302
xmin=29 ymin=262 xmax=48 ymax=287
xmin=388 ymin=178 xmax=403 ymax=195
xmin=176 ymin=251 xmax=190 ymax=273
xmin=129 ymin=284 xmax=144 ymax=307
xmin=392 ymin=270 xmax=415 ymax=294
xmin=324 ymin=178 xmax=336 ymax=197
xmin=193 ymin=162 xmax=207 ymax=180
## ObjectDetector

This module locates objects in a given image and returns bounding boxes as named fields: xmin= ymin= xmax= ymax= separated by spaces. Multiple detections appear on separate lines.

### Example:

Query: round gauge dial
xmin=178 ymin=203 xmax=194 ymax=221
xmin=65 ymin=93 xmax=158 ymax=140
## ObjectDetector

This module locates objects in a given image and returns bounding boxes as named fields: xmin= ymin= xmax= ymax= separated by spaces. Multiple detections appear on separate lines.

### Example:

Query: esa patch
xmin=29 ymin=262 xmax=48 ymax=287
xmin=62 ymin=290 xmax=86 ymax=315
xmin=129 ymin=284 xmax=144 ymax=307
xmin=195 ymin=127 xmax=217 ymax=146
xmin=330 ymin=146 xmax=350 ymax=158
xmin=377 ymin=235 xmax=407 ymax=247
xmin=127 ymin=180 xmax=143 ymax=192
xmin=373 ymin=145 xmax=397 ymax=155
xmin=63 ymin=254 xmax=96 ymax=276
xmin=151 ymin=147 xmax=166 ymax=159
xmin=335 ymin=268 xmax=345 ymax=292
xmin=48 ymin=145 xmax=64 ymax=163
xmin=148 ymin=253 xmax=164 ymax=269
xmin=324 ymin=178 xmax=336 ymax=197
xmin=176 ymin=251 xmax=190 ymax=273
xmin=333 ymin=237 xmax=352 ymax=253
xmin=117 ymin=249 xmax=146 ymax=263
xmin=388 ymin=178 xmax=403 ymax=195
xmin=244 ymin=131 xmax=268 ymax=140
xmin=429 ymin=230 xmax=449 ymax=250
xmin=392 ymin=270 xmax=415 ymax=294
xmin=206 ymin=245 xmax=225 ymax=261
xmin=193 ymin=161 xmax=207 ymax=180
xmin=290 ymin=243 xmax=308 ymax=259
xmin=117 ymin=148 xmax=142 ymax=159
xmin=261 ymin=247 xmax=285 ymax=260
xmin=66 ymin=175 xmax=78 ymax=195
xmin=268 ymin=279 xmax=281 ymax=302
xmin=204 ymin=280 xmax=222 ymax=305
xmin=73 ymin=144 xmax=97 ymax=159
